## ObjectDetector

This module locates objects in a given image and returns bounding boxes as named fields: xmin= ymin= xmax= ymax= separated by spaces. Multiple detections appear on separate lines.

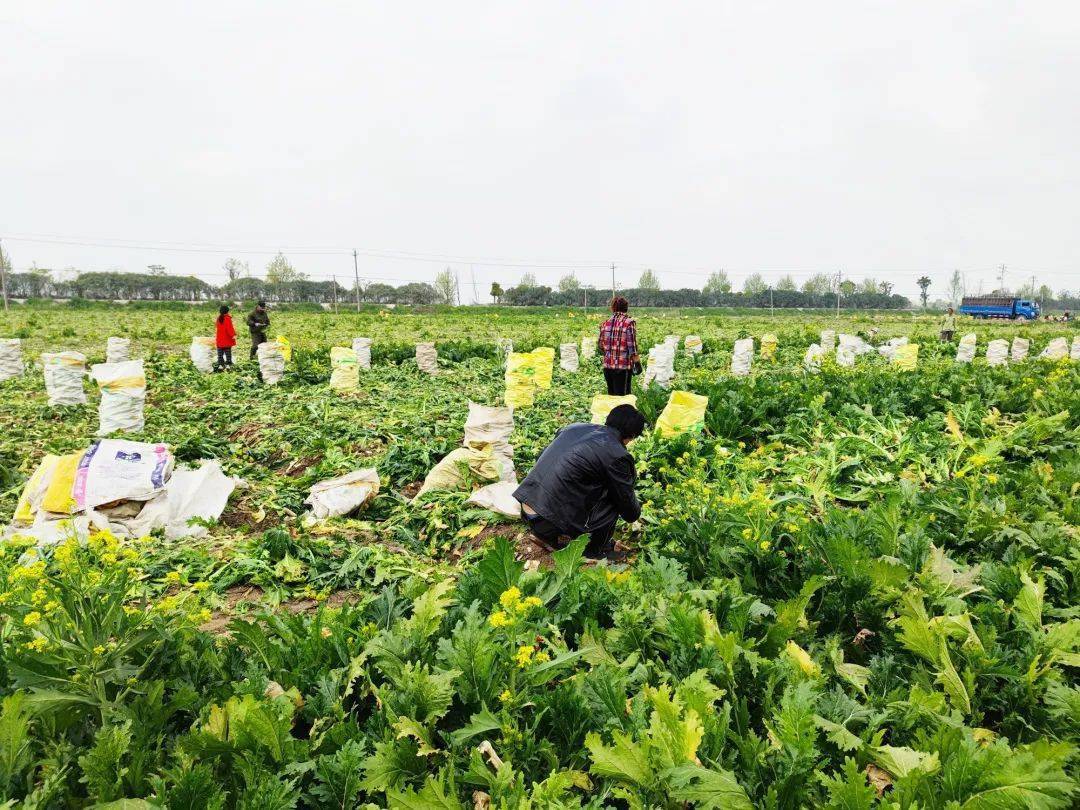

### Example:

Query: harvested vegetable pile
xmin=0 ymin=304 xmax=1077 ymax=808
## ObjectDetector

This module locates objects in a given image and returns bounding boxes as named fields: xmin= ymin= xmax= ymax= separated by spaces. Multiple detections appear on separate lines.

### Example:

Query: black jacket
xmin=513 ymin=423 xmax=640 ymax=536
xmin=246 ymin=308 xmax=270 ymax=336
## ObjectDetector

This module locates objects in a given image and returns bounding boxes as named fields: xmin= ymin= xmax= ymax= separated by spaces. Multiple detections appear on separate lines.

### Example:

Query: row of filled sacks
xmin=6 ymin=438 xmax=238 ymax=546
xmin=0 ymin=337 xmax=132 ymax=384
xmin=590 ymin=390 xmax=709 ymax=438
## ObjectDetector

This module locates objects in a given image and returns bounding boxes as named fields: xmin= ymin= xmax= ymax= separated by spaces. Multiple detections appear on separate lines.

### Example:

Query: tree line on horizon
xmin=3 ymin=249 xmax=1078 ymax=310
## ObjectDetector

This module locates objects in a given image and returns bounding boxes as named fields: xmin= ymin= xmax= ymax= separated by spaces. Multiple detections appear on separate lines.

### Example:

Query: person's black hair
xmin=605 ymin=404 xmax=646 ymax=440
xmin=217 ymin=304 xmax=230 ymax=324
xmin=611 ymin=296 xmax=629 ymax=313
xmin=257 ymin=300 xmax=266 ymax=308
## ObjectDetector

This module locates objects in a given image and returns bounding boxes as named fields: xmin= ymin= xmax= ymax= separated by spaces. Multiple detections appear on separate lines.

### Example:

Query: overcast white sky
xmin=2 ymin=1 xmax=1079 ymax=301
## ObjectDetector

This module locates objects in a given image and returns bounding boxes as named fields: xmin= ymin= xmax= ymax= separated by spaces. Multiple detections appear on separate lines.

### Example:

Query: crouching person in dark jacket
xmin=513 ymin=405 xmax=644 ymax=561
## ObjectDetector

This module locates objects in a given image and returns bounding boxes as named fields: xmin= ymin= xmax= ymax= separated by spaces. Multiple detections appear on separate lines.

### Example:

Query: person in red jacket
xmin=214 ymin=305 xmax=237 ymax=371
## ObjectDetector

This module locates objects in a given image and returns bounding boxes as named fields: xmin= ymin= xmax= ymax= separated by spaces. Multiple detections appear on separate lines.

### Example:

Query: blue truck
xmin=958 ymin=296 xmax=1040 ymax=320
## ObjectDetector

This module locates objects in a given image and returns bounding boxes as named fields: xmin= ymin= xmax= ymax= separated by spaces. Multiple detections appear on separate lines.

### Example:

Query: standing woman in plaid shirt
xmin=598 ymin=296 xmax=639 ymax=395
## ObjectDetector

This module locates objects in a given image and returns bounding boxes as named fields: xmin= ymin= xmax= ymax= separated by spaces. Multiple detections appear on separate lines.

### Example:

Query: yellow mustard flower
xmin=499 ymin=587 xmax=522 ymax=610
xmin=489 ymin=611 xmax=511 ymax=628
xmin=515 ymin=645 xmax=534 ymax=668
xmin=23 ymin=611 xmax=42 ymax=627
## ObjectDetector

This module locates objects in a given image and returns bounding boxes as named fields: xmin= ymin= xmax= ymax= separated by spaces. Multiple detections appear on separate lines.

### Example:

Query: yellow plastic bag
xmin=530 ymin=347 xmax=555 ymax=390
xmin=590 ymin=394 xmax=637 ymax=425
xmin=656 ymin=390 xmax=709 ymax=438
xmin=13 ymin=454 xmax=61 ymax=523
xmin=893 ymin=343 xmax=919 ymax=371
xmin=760 ymin=333 xmax=778 ymax=360
xmin=329 ymin=347 xmax=359 ymax=392
xmin=276 ymin=336 xmax=292 ymax=363
xmin=41 ymin=452 xmax=84 ymax=515
xmin=505 ymin=352 xmax=537 ymax=409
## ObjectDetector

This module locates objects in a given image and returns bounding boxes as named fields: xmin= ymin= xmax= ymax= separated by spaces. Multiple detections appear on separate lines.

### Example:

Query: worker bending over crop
xmin=514 ymin=404 xmax=644 ymax=562
xmin=246 ymin=300 xmax=271 ymax=360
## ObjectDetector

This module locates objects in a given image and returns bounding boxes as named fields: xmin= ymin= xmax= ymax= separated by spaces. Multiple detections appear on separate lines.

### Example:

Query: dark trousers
xmin=603 ymin=367 xmax=632 ymax=396
xmin=524 ymin=511 xmax=617 ymax=558
xmin=250 ymin=333 xmax=266 ymax=360
xmin=215 ymin=347 xmax=233 ymax=369
xmin=940 ymin=331 xmax=954 ymax=343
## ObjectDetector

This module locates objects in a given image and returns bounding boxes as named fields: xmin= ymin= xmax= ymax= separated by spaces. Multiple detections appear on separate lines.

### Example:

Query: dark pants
xmin=524 ymin=510 xmax=617 ymax=558
xmin=940 ymin=330 xmax=954 ymax=343
xmin=215 ymin=347 xmax=233 ymax=370
xmin=250 ymin=332 xmax=266 ymax=360
xmin=603 ymin=367 xmax=632 ymax=396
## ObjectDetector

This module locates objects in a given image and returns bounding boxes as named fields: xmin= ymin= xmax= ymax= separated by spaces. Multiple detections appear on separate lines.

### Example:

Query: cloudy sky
xmin=2 ymin=1 xmax=1078 ymax=300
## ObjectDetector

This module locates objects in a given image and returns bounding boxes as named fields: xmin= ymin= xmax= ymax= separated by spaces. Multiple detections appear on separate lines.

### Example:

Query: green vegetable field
xmin=0 ymin=304 xmax=1077 ymax=809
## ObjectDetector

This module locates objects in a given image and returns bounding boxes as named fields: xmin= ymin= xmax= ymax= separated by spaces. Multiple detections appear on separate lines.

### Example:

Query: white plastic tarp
xmin=467 ymin=481 xmax=520 ymax=518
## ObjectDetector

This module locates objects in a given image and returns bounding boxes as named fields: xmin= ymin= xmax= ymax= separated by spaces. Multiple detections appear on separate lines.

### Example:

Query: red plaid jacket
xmin=599 ymin=313 xmax=638 ymax=370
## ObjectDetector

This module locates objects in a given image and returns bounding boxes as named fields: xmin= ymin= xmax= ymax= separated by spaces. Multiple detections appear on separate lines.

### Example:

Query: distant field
xmin=0 ymin=305 xmax=1077 ymax=808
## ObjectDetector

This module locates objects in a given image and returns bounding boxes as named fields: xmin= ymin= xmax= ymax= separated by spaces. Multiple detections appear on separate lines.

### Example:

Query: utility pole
xmin=835 ymin=270 xmax=842 ymax=318
xmin=470 ymin=265 xmax=478 ymax=305
xmin=998 ymin=263 xmax=1006 ymax=293
xmin=332 ymin=275 xmax=338 ymax=313
xmin=769 ymin=286 xmax=774 ymax=315
xmin=352 ymin=249 xmax=361 ymax=312
xmin=0 ymin=238 xmax=8 ymax=313
xmin=455 ymin=271 xmax=461 ymax=306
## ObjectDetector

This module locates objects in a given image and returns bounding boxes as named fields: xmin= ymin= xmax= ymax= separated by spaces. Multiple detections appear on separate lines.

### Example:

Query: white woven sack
xmin=90 ymin=360 xmax=146 ymax=435
xmin=257 ymin=342 xmax=285 ymax=385
xmin=1072 ymin=336 xmax=1080 ymax=361
xmin=352 ymin=337 xmax=373 ymax=370
xmin=684 ymin=335 xmax=703 ymax=355
xmin=1038 ymin=337 xmax=1067 ymax=360
xmin=106 ymin=337 xmax=131 ymax=364
xmin=464 ymin=402 xmax=514 ymax=449
xmin=416 ymin=342 xmax=438 ymax=375
xmin=731 ymin=338 xmax=754 ymax=376
xmin=839 ymin=333 xmax=872 ymax=355
xmin=836 ymin=345 xmax=856 ymax=367
xmin=189 ymin=337 xmax=215 ymax=373
xmin=986 ymin=339 xmax=1009 ymax=367
xmin=0 ymin=339 xmax=23 ymax=382
xmin=664 ymin=335 xmax=681 ymax=349
xmin=305 ymin=469 xmax=380 ymax=520
xmin=877 ymin=336 xmax=908 ymax=360
xmin=560 ymin=343 xmax=579 ymax=372
xmin=1010 ymin=337 xmax=1029 ymax=363
xmin=804 ymin=343 xmax=824 ymax=372
xmin=819 ymin=330 xmax=836 ymax=353
xmin=955 ymin=333 xmax=977 ymax=363
xmin=42 ymin=351 xmax=87 ymax=406
xmin=467 ymin=481 xmax=520 ymax=518
xmin=642 ymin=343 xmax=676 ymax=389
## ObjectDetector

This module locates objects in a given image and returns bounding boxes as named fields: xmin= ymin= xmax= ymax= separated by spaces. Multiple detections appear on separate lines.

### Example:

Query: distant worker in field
xmin=940 ymin=306 xmax=956 ymax=342
xmin=513 ymin=404 xmax=644 ymax=561
xmin=214 ymin=305 xmax=236 ymax=371
xmin=599 ymin=296 xmax=639 ymax=395
xmin=246 ymin=300 xmax=270 ymax=360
